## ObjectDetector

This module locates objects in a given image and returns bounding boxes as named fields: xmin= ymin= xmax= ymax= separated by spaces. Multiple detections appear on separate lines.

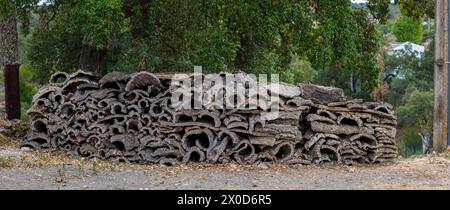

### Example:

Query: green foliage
xmin=0 ymin=0 xmax=38 ymax=19
xmin=9 ymin=0 xmax=433 ymax=98
xmin=307 ymin=5 xmax=382 ymax=94
xmin=385 ymin=38 xmax=434 ymax=107
xmin=19 ymin=64 xmax=38 ymax=121
xmin=27 ymin=6 xmax=83 ymax=83
xmin=18 ymin=26 xmax=31 ymax=64
xmin=185 ymin=29 xmax=239 ymax=73
xmin=385 ymin=44 xmax=434 ymax=133
xmin=308 ymin=0 xmax=356 ymax=71
xmin=396 ymin=90 xmax=433 ymax=131
xmin=384 ymin=28 xmax=435 ymax=153
xmin=376 ymin=23 xmax=390 ymax=35
xmin=396 ymin=127 xmax=423 ymax=157
xmin=246 ymin=49 xmax=279 ymax=76
xmin=19 ymin=64 xmax=37 ymax=103
xmin=397 ymin=0 xmax=435 ymax=19
xmin=106 ymin=37 xmax=159 ymax=73
xmin=368 ymin=0 xmax=390 ymax=23
xmin=280 ymin=54 xmax=317 ymax=84
xmin=376 ymin=19 xmax=396 ymax=36
xmin=392 ymin=15 xmax=423 ymax=43
xmin=352 ymin=9 xmax=382 ymax=92
xmin=72 ymin=0 xmax=127 ymax=49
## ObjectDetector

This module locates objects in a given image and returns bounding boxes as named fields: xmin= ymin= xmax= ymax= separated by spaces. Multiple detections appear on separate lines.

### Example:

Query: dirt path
xmin=0 ymin=147 xmax=449 ymax=190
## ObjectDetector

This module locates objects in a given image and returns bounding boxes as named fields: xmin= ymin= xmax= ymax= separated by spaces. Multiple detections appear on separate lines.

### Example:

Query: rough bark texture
xmin=0 ymin=14 xmax=19 ymax=65
xmin=298 ymin=83 xmax=345 ymax=104
xmin=1 ymin=13 xmax=21 ymax=120
xmin=78 ymin=36 xmax=107 ymax=74
xmin=433 ymin=0 xmax=449 ymax=152
xmin=22 ymin=70 xmax=398 ymax=166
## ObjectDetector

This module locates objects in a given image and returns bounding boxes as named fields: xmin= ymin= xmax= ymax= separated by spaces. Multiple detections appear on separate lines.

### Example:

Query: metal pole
xmin=4 ymin=64 xmax=21 ymax=120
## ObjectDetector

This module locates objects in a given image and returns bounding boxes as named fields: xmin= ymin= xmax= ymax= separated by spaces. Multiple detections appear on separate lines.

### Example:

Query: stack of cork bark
xmin=22 ymin=70 xmax=397 ymax=165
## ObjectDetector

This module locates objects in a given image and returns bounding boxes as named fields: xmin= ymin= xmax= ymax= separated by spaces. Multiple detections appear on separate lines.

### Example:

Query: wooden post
xmin=433 ymin=0 xmax=449 ymax=152
xmin=4 ymin=64 xmax=21 ymax=120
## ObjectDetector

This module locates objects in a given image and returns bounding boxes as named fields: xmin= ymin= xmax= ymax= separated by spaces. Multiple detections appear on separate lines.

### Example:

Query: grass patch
xmin=397 ymin=127 xmax=422 ymax=158
xmin=19 ymin=65 xmax=38 ymax=122
xmin=0 ymin=156 xmax=13 ymax=168
xmin=0 ymin=134 xmax=20 ymax=148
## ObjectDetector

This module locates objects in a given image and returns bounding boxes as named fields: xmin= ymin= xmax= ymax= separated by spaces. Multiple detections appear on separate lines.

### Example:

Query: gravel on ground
xmin=1 ymin=146 xmax=449 ymax=190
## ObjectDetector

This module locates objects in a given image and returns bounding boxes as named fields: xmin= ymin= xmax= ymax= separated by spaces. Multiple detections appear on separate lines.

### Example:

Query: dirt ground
xmin=0 ymin=145 xmax=449 ymax=190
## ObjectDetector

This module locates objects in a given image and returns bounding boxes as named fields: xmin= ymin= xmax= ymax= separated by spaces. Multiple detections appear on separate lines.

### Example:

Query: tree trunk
xmin=234 ymin=35 xmax=252 ymax=71
xmin=349 ymin=72 xmax=356 ymax=94
xmin=0 ymin=14 xmax=19 ymax=65
xmin=78 ymin=36 xmax=107 ymax=75
xmin=419 ymin=132 xmax=432 ymax=154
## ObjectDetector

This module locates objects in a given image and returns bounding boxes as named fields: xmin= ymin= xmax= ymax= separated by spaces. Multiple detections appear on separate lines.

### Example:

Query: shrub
xmin=19 ymin=65 xmax=38 ymax=121
xmin=280 ymin=55 xmax=317 ymax=84
xmin=397 ymin=127 xmax=423 ymax=157
xmin=392 ymin=16 xmax=423 ymax=44
xmin=19 ymin=65 xmax=38 ymax=103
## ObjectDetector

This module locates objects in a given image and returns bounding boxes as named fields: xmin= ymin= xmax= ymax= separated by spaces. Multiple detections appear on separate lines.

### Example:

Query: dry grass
xmin=23 ymin=151 xmax=122 ymax=170
xmin=0 ymin=156 xmax=13 ymax=168
xmin=0 ymin=134 xmax=20 ymax=148
xmin=2 ymin=146 xmax=283 ymax=173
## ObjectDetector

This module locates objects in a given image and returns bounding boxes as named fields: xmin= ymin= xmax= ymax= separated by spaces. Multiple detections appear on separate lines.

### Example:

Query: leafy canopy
xmin=393 ymin=15 xmax=423 ymax=44
xmin=1 ymin=0 xmax=434 ymax=97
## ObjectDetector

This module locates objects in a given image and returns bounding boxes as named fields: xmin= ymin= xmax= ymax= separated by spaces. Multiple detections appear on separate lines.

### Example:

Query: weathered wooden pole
xmin=4 ymin=64 xmax=21 ymax=120
xmin=448 ymin=0 xmax=450 ymax=152
xmin=433 ymin=0 xmax=450 ymax=152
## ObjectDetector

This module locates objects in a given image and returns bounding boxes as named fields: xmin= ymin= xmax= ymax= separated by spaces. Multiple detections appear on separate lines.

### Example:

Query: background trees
xmin=0 ymin=0 xmax=393 ymax=97
xmin=382 ymin=4 xmax=435 ymax=156
xmin=393 ymin=16 xmax=423 ymax=43
xmin=0 ymin=0 xmax=439 ymax=156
